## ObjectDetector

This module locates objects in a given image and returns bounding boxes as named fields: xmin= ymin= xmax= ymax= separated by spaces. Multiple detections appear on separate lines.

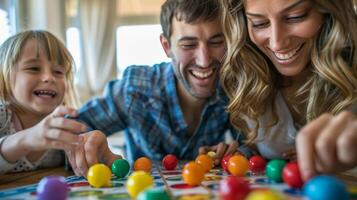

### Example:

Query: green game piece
xmin=137 ymin=188 xmax=170 ymax=200
xmin=111 ymin=159 xmax=130 ymax=178
xmin=266 ymin=159 xmax=286 ymax=182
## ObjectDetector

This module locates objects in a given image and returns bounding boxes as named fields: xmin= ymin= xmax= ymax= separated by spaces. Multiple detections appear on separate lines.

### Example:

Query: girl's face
xmin=244 ymin=0 xmax=324 ymax=78
xmin=11 ymin=39 xmax=66 ymax=116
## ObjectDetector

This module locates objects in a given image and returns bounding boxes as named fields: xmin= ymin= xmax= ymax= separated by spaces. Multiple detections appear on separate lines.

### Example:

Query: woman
xmin=220 ymin=0 xmax=357 ymax=180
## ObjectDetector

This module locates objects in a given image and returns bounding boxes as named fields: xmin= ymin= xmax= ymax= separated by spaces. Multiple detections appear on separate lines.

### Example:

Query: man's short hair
xmin=160 ymin=0 xmax=220 ymax=40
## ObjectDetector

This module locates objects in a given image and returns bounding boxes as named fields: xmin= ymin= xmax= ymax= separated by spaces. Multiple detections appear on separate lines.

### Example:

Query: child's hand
xmin=199 ymin=141 xmax=239 ymax=166
xmin=296 ymin=111 xmax=357 ymax=181
xmin=66 ymin=130 xmax=122 ymax=177
xmin=23 ymin=106 xmax=86 ymax=151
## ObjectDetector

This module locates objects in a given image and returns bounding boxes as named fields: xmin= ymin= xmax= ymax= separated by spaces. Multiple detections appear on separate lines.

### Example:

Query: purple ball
xmin=37 ymin=176 xmax=69 ymax=200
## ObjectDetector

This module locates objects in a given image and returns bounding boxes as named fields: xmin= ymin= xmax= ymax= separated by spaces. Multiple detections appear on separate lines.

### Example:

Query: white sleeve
xmin=0 ymin=136 xmax=17 ymax=174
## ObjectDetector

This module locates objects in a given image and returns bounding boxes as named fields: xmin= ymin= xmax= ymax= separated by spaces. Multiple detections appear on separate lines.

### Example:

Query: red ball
xmin=220 ymin=176 xmax=250 ymax=200
xmin=282 ymin=161 xmax=304 ymax=188
xmin=249 ymin=155 xmax=267 ymax=173
xmin=221 ymin=155 xmax=232 ymax=172
xmin=162 ymin=154 xmax=178 ymax=170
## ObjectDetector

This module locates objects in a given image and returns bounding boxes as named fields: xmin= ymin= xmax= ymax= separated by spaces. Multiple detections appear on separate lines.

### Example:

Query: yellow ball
xmin=245 ymin=189 xmax=284 ymax=200
xmin=87 ymin=164 xmax=112 ymax=188
xmin=207 ymin=151 xmax=216 ymax=159
xmin=127 ymin=171 xmax=154 ymax=198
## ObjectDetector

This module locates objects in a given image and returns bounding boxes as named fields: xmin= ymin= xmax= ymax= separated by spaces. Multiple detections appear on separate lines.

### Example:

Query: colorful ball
xmin=162 ymin=154 xmax=178 ymax=170
xmin=303 ymin=175 xmax=349 ymax=200
xmin=137 ymin=188 xmax=170 ymax=200
xmin=245 ymin=189 xmax=283 ymax=200
xmin=282 ymin=161 xmax=304 ymax=188
xmin=249 ymin=155 xmax=266 ymax=173
xmin=195 ymin=154 xmax=214 ymax=173
xmin=266 ymin=159 xmax=286 ymax=182
xmin=127 ymin=171 xmax=154 ymax=198
xmin=87 ymin=164 xmax=112 ymax=188
xmin=221 ymin=155 xmax=232 ymax=172
xmin=112 ymin=159 xmax=130 ymax=178
xmin=220 ymin=176 xmax=250 ymax=200
xmin=227 ymin=155 xmax=249 ymax=176
xmin=37 ymin=176 xmax=69 ymax=200
xmin=182 ymin=161 xmax=205 ymax=186
xmin=134 ymin=157 xmax=152 ymax=173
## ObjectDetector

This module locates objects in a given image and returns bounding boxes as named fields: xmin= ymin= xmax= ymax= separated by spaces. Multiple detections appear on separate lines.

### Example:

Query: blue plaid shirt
xmin=76 ymin=62 xmax=245 ymax=163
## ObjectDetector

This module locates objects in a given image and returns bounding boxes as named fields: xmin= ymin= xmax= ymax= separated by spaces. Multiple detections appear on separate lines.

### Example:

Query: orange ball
xmin=182 ymin=162 xmax=205 ymax=186
xmin=195 ymin=154 xmax=213 ymax=173
xmin=228 ymin=155 xmax=249 ymax=176
xmin=134 ymin=157 xmax=152 ymax=173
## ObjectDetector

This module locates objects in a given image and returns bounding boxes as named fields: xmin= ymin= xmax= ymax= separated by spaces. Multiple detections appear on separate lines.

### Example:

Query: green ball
xmin=266 ymin=159 xmax=286 ymax=182
xmin=111 ymin=159 xmax=130 ymax=178
xmin=137 ymin=188 xmax=170 ymax=200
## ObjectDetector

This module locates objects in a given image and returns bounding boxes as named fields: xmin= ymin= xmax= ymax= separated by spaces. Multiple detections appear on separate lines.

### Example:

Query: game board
xmin=0 ymin=163 xmax=356 ymax=200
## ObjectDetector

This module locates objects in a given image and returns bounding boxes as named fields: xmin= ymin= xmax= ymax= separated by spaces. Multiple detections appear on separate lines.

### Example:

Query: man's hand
xmin=199 ymin=141 xmax=239 ymax=165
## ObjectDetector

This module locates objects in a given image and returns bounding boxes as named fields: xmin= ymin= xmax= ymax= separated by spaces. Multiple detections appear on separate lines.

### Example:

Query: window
xmin=66 ymin=27 xmax=81 ymax=71
xmin=0 ymin=8 xmax=11 ymax=45
xmin=116 ymin=24 xmax=171 ymax=78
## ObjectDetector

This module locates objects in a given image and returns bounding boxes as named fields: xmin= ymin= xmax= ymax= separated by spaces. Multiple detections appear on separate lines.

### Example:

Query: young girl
xmin=0 ymin=30 xmax=87 ymax=174
xmin=219 ymin=0 xmax=357 ymax=180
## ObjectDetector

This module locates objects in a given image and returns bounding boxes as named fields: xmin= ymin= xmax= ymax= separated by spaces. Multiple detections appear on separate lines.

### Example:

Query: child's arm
xmin=65 ymin=130 xmax=122 ymax=177
xmin=0 ymin=106 xmax=86 ymax=165
xmin=296 ymin=111 xmax=357 ymax=181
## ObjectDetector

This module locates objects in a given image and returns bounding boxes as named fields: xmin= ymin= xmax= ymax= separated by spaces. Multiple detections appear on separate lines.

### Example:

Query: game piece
xmin=227 ymin=155 xmax=249 ymax=176
xmin=282 ymin=161 xmax=304 ymax=188
xmin=111 ymin=159 xmax=130 ymax=178
xmin=266 ymin=159 xmax=286 ymax=182
xmin=137 ymin=188 xmax=170 ymax=200
xmin=37 ymin=176 xmax=69 ymax=200
xmin=162 ymin=154 xmax=178 ymax=170
xmin=245 ymin=189 xmax=283 ymax=200
xmin=303 ymin=175 xmax=349 ymax=200
xmin=220 ymin=176 xmax=250 ymax=200
xmin=182 ymin=161 xmax=205 ymax=186
xmin=221 ymin=154 xmax=232 ymax=172
xmin=248 ymin=155 xmax=266 ymax=174
xmin=87 ymin=163 xmax=112 ymax=188
xmin=134 ymin=157 xmax=152 ymax=172
xmin=195 ymin=154 xmax=213 ymax=173
xmin=127 ymin=171 xmax=154 ymax=198
xmin=207 ymin=151 xmax=216 ymax=159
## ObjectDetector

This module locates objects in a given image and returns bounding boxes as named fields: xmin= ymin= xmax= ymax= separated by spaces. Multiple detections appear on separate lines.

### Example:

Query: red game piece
xmin=282 ymin=161 xmax=304 ymax=188
xmin=249 ymin=155 xmax=267 ymax=173
xmin=221 ymin=155 xmax=232 ymax=172
xmin=228 ymin=155 xmax=249 ymax=176
xmin=220 ymin=176 xmax=250 ymax=200
xmin=162 ymin=154 xmax=178 ymax=170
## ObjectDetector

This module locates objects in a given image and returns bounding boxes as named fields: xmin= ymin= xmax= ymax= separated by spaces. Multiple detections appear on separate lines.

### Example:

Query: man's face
xmin=161 ymin=18 xmax=226 ymax=99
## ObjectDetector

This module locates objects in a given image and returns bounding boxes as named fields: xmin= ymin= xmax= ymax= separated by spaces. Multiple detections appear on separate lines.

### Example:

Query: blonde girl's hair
xmin=220 ymin=0 xmax=357 ymax=144
xmin=0 ymin=30 xmax=79 ymax=112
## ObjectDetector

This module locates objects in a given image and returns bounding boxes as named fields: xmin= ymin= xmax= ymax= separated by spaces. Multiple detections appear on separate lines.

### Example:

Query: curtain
xmin=76 ymin=0 xmax=117 ymax=103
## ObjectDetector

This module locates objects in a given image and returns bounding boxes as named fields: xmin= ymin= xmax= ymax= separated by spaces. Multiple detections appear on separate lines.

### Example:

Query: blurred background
xmin=0 ymin=0 xmax=174 ymax=157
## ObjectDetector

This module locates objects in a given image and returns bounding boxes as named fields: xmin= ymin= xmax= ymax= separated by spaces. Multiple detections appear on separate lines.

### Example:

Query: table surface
xmin=0 ymin=167 xmax=356 ymax=191
xmin=0 ymin=167 xmax=73 ymax=190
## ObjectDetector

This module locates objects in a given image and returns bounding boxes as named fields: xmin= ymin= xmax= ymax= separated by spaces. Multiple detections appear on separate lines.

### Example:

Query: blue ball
xmin=37 ymin=176 xmax=69 ymax=200
xmin=303 ymin=175 xmax=349 ymax=200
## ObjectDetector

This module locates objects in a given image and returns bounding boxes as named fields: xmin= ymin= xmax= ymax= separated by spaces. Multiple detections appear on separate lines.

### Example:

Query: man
xmin=68 ymin=0 xmax=246 ymax=176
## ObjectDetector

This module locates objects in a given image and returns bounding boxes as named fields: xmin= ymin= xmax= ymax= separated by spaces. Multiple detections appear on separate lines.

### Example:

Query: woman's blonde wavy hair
xmin=220 ymin=0 xmax=357 ymax=144
xmin=0 ymin=30 xmax=79 ymax=113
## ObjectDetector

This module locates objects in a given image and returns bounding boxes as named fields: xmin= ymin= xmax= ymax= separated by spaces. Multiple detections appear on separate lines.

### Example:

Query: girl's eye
xmin=26 ymin=67 xmax=40 ymax=71
xmin=251 ymin=21 xmax=269 ymax=29
xmin=286 ymin=13 xmax=308 ymax=22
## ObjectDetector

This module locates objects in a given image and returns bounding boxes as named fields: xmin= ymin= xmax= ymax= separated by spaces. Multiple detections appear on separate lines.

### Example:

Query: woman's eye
xmin=286 ymin=13 xmax=308 ymax=22
xmin=26 ymin=67 xmax=40 ymax=71
xmin=252 ymin=22 xmax=269 ymax=29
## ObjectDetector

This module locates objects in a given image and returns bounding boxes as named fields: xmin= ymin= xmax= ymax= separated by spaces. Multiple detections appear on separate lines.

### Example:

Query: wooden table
xmin=0 ymin=167 xmax=73 ymax=190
